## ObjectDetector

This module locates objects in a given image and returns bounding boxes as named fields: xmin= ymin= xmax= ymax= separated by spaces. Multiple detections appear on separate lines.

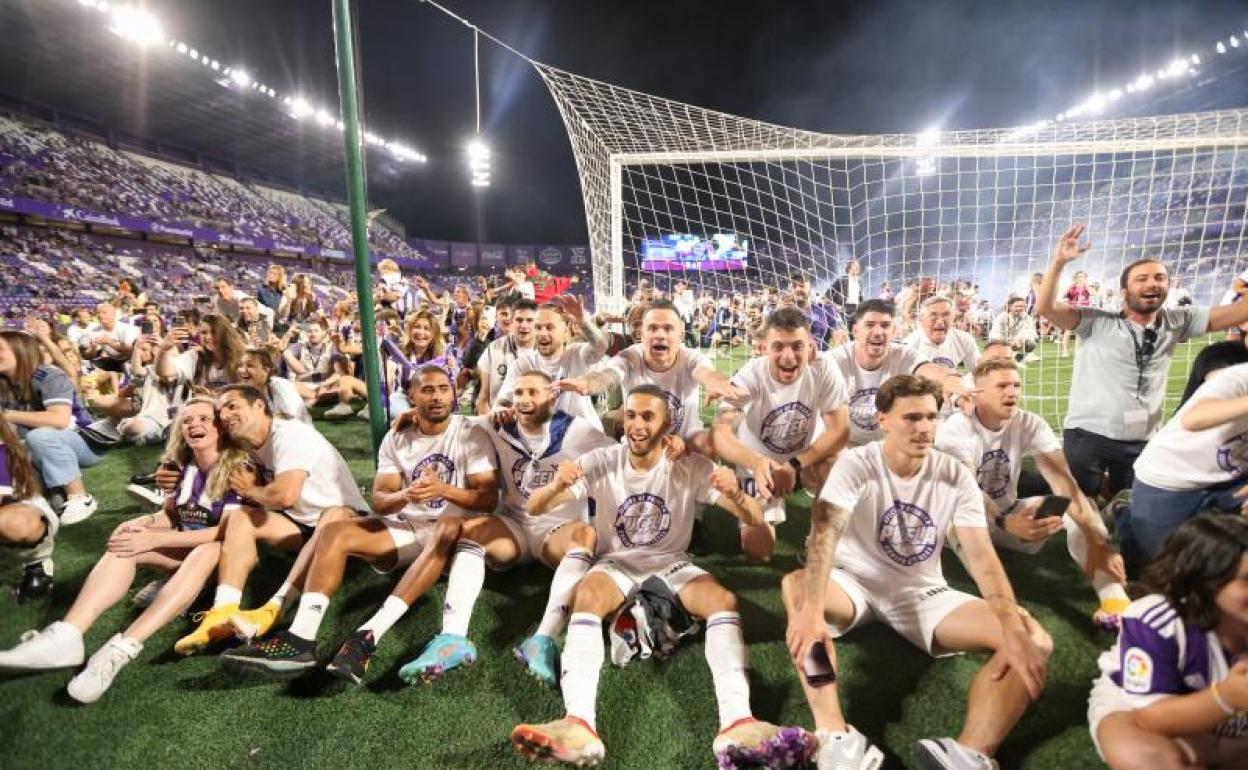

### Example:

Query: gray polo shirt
xmin=1063 ymin=306 xmax=1209 ymax=440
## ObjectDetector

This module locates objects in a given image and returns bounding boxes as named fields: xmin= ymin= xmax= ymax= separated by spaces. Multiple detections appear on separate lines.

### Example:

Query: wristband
xmin=1210 ymin=680 xmax=1237 ymax=717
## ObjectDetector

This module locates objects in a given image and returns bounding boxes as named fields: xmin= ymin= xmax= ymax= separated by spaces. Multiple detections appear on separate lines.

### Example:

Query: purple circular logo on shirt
xmin=760 ymin=402 xmax=814 ymax=455
xmin=411 ymin=453 xmax=456 ymax=510
xmin=931 ymin=356 xmax=955 ymax=369
xmin=664 ymin=389 xmax=686 ymax=436
xmin=848 ymin=388 xmax=880 ymax=432
xmin=1216 ymin=432 xmax=1248 ymax=476
xmin=977 ymin=449 xmax=1012 ymax=500
xmin=511 ymin=457 xmax=555 ymax=499
xmin=615 ymin=492 xmax=671 ymax=547
xmin=877 ymin=501 xmax=938 ymax=566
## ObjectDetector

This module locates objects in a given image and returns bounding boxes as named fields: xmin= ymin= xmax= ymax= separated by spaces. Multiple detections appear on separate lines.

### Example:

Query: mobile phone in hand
xmin=802 ymin=641 xmax=837 ymax=687
xmin=1034 ymin=495 xmax=1071 ymax=520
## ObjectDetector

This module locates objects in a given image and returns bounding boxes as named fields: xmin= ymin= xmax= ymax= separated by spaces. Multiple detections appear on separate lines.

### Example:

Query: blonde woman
xmin=0 ymin=397 xmax=259 ymax=703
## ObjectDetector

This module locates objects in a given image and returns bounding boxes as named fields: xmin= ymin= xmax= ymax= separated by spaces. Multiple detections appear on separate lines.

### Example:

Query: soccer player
xmin=904 ymin=296 xmax=980 ymax=371
xmin=476 ymin=297 xmax=538 ymax=414
xmin=1122 ymin=361 xmax=1248 ymax=568
xmin=217 ymin=366 xmax=497 ymax=678
xmin=557 ymin=299 xmax=745 ymax=453
xmin=1088 ymin=515 xmax=1248 ymax=770
xmin=494 ymin=295 xmax=607 ymax=430
xmin=1036 ymin=222 xmax=1248 ymax=499
xmin=713 ymin=307 xmax=850 ymax=563
xmin=510 ymin=385 xmax=817 ymax=769
xmin=936 ymin=358 xmax=1130 ymax=628
xmin=172 ymin=384 xmax=368 ymax=654
xmin=784 ymin=375 xmax=1052 ymax=770
xmin=396 ymin=370 xmax=615 ymax=686
xmin=826 ymin=299 xmax=971 ymax=448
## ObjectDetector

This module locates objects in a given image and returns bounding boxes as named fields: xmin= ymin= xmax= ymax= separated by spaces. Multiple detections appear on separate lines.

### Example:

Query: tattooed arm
xmin=784 ymin=499 xmax=851 ymax=665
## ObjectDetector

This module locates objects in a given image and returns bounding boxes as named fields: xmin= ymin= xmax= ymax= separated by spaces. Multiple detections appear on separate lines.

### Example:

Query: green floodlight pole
xmin=331 ymin=0 xmax=387 ymax=454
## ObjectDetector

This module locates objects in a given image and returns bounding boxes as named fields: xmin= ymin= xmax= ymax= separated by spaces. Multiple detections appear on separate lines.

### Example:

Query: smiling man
xmin=1037 ymin=223 xmax=1248 ymax=499
xmin=903 ymin=296 xmax=980 ymax=372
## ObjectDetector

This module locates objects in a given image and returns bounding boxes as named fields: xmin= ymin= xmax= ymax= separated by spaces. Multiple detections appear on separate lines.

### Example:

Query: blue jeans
xmin=1123 ymin=477 xmax=1247 ymax=567
xmin=24 ymin=427 xmax=103 ymax=488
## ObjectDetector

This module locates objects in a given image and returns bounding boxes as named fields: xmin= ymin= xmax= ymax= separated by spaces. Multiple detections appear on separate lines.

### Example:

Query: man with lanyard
xmin=477 ymin=298 xmax=538 ymax=415
xmin=825 ymin=299 xmax=971 ymax=449
xmin=494 ymin=296 xmax=607 ymax=431
xmin=1036 ymin=222 xmax=1248 ymax=500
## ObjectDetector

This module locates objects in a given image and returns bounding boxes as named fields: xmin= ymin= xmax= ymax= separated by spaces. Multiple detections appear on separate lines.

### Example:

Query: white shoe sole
xmin=127 ymin=484 xmax=166 ymax=508
xmin=59 ymin=504 xmax=98 ymax=526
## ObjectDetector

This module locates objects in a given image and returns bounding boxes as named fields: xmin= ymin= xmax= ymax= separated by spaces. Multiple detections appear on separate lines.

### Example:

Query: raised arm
xmin=1036 ymin=223 xmax=1090 ymax=331
xmin=693 ymin=364 xmax=749 ymax=403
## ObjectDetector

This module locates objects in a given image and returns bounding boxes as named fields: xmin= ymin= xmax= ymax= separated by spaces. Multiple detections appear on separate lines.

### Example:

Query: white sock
xmin=288 ymin=592 xmax=330 ymax=641
xmin=1064 ymin=516 xmax=1129 ymax=603
xmin=268 ymin=582 xmax=301 ymax=610
xmin=358 ymin=596 xmax=409 ymax=641
xmin=213 ymin=585 xmax=242 ymax=608
xmin=561 ymin=612 xmax=604 ymax=729
xmin=535 ymin=548 xmax=593 ymax=638
xmin=442 ymin=541 xmax=486 ymax=637
xmin=705 ymin=611 xmax=752 ymax=729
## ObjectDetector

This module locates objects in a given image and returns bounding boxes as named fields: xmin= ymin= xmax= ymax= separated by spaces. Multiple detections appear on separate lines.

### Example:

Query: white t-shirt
xmin=826 ymin=343 xmax=928 ymax=447
xmin=172 ymin=349 xmax=232 ymax=390
xmin=723 ymin=356 xmax=849 ymax=462
xmin=903 ymin=328 xmax=980 ymax=371
xmin=818 ymin=442 xmax=985 ymax=588
xmin=1133 ymin=363 xmax=1248 ymax=491
xmin=251 ymin=419 xmax=368 ymax=526
xmin=936 ymin=408 xmax=1061 ymax=510
xmin=498 ymin=344 xmax=604 ymax=430
xmin=477 ymin=412 xmax=616 ymax=523
xmin=602 ymin=345 xmax=715 ymax=438
xmin=84 ymin=321 xmax=139 ymax=360
xmin=569 ymin=446 xmax=720 ymax=572
xmin=478 ymin=336 xmax=528 ymax=403
xmin=268 ymin=377 xmax=311 ymax=424
xmin=375 ymin=414 xmax=495 ymax=522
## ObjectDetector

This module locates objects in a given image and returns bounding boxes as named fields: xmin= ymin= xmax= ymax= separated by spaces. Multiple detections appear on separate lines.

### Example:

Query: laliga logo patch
xmin=1216 ymin=432 xmax=1248 ymax=475
xmin=848 ymin=388 xmax=880 ymax=432
xmin=615 ymin=492 xmax=672 ymax=548
xmin=511 ymin=457 xmax=554 ymax=499
xmin=760 ymin=402 xmax=814 ymax=455
xmin=411 ymin=453 xmax=456 ymax=509
xmin=977 ymin=449 xmax=1012 ymax=500
xmin=1122 ymin=647 xmax=1153 ymax=693
xmin=877 ymin=501 xmax=937 ymax=566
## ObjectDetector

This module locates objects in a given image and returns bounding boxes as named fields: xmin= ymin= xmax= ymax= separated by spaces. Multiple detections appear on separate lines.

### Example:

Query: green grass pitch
xmin=0 ymin=338 xmax=1214 ymax=769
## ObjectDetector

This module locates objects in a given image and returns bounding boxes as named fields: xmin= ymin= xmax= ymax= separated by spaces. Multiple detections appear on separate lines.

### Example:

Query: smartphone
xmin=159 ymin=459 xmax=182 ymax=473
xmin=140 ymin=319 xmax=154 ymax=336
xmin=802 ymin=641 xmax=837 ymax=687
xmin=1035 ymin=495 xmax=1071 ymax=520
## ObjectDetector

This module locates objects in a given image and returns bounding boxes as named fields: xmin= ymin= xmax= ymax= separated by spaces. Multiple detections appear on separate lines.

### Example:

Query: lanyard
xmin=1124 ymin=317 xmax=1160 ymax=400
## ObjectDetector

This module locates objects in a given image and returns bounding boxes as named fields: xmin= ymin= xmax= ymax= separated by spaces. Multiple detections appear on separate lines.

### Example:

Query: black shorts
xmin=276 ymin=511 xmax=316 ymax=542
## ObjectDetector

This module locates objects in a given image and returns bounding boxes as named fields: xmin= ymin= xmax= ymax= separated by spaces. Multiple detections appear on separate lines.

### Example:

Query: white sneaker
xmin=126 ymin=483 xmax=166 ymax=508
xmin=66 ymin=634 xmax=142 ymax=704
xmin=323 ymin=402 xmax=356 ymax=419
xmin=0 ymin=621 xmax=84 ymax=671
xmin=132 ymin=579 xmax=166 ymax=608
xmin=915 ymin=738 xmax=998 ymax=770
xmin=817 ymin=726 xmax=884 ymax=770
xmin=59 ymin=494 xmax=98 ymax=526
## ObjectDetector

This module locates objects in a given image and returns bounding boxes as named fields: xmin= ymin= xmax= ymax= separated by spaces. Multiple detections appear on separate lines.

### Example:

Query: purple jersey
xmin=1098 ymin=594 xmax=1247 ymax=738
xmin=172 ymin=465 xmax=248 ymax=531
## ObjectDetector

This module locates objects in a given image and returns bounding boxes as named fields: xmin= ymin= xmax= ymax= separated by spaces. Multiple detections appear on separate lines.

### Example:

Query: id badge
xmin=1121 ymin=408 xmax=1150 ymax=441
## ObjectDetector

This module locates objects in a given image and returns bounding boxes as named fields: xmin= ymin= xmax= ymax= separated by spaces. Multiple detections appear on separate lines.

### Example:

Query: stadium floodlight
xmin=1190 ymin=54 xmax=1200 ymax=65
xmin=289 ymin=97 xmax=313 ymax=119
xmin=468 ymin=139 xmax=491 ymax=186
xmin=107 ymin=5 xmax=164 ymax=46
xmin=314 ymin=109 xmax=335 ymax=126
xmin=1232 ymin=36 xmax=1241 ymax=48
xmin=229 ymin=69 xmax=252 ymax=88
xmin=1217 ymin=41 xmax=1228 ymax=53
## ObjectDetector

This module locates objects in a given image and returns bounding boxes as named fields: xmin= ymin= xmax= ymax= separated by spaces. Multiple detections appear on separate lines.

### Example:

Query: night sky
xmin=15 ymin=0 xmax=1248 ymax=243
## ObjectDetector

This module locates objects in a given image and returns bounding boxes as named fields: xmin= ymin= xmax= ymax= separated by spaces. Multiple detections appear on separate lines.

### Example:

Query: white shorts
xmin=1087 ymin=675 xmax=1166 ymax=760
xmin=496 ymin=514 xmax=576 ymax=568
xmin=733 ymin=465 xmax=788 ymax=525
xmin=827 ymin=568 xmax=978 ymax=657
xmin=373 ymin=514 xmax=437 ymax=573
xmin=589 ymin=556 xmax=708 ymax=601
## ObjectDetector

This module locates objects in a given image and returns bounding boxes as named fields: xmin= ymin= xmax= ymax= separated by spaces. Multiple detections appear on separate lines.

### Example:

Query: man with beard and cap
xmin=476 ymin=298 xmax=538 ymax=415
xmin=395 ymin=371 xmax=617 ymax=687
xmin=494 ymin=295 xmax=608 ymax=431
xmin=556 ymin=300 xmax=744 ymax=453
xmin=217 ymin=366 xmax=498 ymax=679
xmin=510 ymin=385 xmax=818 ymax=770
xmin=714 ymin=308 xmax=851 ymax=563
xmin=904 ymin=296 xmax=980 ymax=373
xmin=1037 ymin=223 xmax=1248 ymax=500
xmin=825 ymin=299 xmax=973 ymax=449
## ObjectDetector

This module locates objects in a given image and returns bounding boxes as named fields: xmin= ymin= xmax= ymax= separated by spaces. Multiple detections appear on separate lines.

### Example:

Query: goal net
xmin=535 ymin=62 xmax=1248 ymax=428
